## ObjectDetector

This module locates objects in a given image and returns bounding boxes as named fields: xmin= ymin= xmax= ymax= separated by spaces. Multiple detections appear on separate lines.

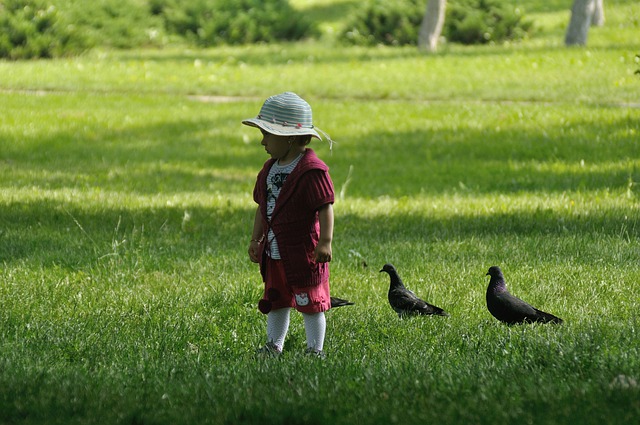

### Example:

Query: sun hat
xmin=242 ymin=92 xmax=322 ymax=140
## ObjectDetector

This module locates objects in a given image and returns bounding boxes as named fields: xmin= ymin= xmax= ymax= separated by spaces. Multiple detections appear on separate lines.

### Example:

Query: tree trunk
xmin=565 ymin=0 xmax=596 ymax=46
xmin=418 ymin=0 xmax=447 ymax=52
xmin=592 ymin=0 xmax=605 ymax=27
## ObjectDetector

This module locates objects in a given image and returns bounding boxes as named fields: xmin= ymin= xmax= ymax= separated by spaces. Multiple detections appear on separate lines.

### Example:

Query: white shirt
xmin=265 ymin=153 xmax=303 ymax=259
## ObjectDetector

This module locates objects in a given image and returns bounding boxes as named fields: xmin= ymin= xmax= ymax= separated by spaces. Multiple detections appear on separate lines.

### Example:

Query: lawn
xmin=1 ymin=0 xmax=639 ymax=424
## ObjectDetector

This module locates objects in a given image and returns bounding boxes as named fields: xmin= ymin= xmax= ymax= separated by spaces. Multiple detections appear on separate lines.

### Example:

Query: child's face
xmin=260 ymin=130 xmax=291 ymax=160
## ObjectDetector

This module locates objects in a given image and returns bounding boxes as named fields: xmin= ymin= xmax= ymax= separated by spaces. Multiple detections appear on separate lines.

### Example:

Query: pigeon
xmin=485 ymin=266 xmax=563 ymax=325
xmin=380 ymin=263 xmax=448 ymax=317
xmin=330 ymin=296 xmax=354 ymax=308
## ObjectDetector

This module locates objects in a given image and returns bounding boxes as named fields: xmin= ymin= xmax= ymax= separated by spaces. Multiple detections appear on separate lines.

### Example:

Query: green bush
xmin=62 ymin=0 xmax=166 ymax=49
xmin=340 ymin=0 xmax=424 ymax=46
xmin=1 ymin=0 xmax=316 ymax=59
xmin=150 ymin=0 xmax=319 ymax=46
xmin=340 ymin=0 xmax=533 ymax=46
xmin=0 ymin=0 xmax=89 ymax=59
xmin=0 ymin=0 xmax=166 ymax=59
xmin=444 ymin=0 xmax=534 ymax=45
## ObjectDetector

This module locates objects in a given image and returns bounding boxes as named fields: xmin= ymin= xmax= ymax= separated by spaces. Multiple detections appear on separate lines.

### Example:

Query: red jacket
xmin=253 ymin=149 xmax=334 ymax=287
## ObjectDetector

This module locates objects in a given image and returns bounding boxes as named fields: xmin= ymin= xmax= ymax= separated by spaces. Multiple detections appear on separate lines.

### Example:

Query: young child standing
xmin=244 ymin=92 xmax=335 ymax=358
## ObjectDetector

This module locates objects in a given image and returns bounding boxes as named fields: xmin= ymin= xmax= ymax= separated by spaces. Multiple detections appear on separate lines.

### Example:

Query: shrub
xmin=339 ymin=0 xmax=533 ymax=46
xmin=1 ymin=0 xmax=315 ymax=58
xmin=62 ymin=0 xmax=166 ymax=49
xmin=444 ymin=0 xmax=534 ymax=45
xmin=0 ymin=0 xmax=167 ymax=59
xmin=0 ymin=0 xmax=89 ymax=59
xmin=340 ymin=0 xmax=424 ymax=46
xmin=150 ymin=0 xmax=319 ymax=46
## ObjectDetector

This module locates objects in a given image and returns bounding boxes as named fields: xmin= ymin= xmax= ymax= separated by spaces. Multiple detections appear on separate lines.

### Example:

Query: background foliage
xmin=444 ymin=0 xmax=534 ymax=44
xmin=0 ymin=0 xmax=317 ymax=58
xmin=340 ymin=0 xmax=424 ymax=46
xmin=148 ymin=0 xmax=318 ymax=46
xmin=340 ymin=0 xmax=534 ymax=46
xmin=0 ymin=0 xmax=89 ymax=59
xmin=3 ymin=0 xmax=541 ymax=58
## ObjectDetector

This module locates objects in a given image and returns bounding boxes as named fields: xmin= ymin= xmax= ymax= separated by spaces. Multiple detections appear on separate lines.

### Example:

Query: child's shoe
xmin=304 ymin=347 xmax=326 ymax=359
xmin=256 ymin=341 xmax=281 ymax=358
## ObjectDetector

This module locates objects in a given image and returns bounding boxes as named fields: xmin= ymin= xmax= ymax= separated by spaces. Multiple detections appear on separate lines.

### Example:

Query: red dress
xmin=253 ymin=149 xmax=335 ymax=288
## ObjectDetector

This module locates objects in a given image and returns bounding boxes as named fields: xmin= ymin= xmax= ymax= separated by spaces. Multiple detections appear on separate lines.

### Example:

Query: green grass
xmin=1 ymin=0 xmax=640 ymax=424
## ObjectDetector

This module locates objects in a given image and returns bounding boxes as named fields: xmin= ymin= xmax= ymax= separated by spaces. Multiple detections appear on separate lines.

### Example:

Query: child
xmin=244 ymin=92 xmax=335 ymax=358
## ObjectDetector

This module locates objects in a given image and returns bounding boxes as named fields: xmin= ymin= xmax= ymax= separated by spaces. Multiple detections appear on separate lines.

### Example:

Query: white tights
xmin=266 ymin=308 xmax=326 ymax=352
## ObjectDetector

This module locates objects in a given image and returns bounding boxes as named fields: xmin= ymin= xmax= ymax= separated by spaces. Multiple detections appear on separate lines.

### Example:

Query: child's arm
xmin=248 ymin=207 xmax=264 ymax=263
xmin=314 ymin=203 xmax=334 ymax=263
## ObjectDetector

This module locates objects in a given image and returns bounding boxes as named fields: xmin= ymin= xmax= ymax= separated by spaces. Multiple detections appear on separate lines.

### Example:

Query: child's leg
xmin=267 ymin=307 xmax=291 ymax=352
xmin=302 ymin=312 xmax=326 ymax=352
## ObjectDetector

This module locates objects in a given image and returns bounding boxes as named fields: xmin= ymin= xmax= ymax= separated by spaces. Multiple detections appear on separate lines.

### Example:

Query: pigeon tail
xmin=532 ymin=308 xmax=563 ymax=324
xmin=330 ymin=296 xmax=354 ymax=308
xmin=423 ymin=305 xmax=449 ymax=317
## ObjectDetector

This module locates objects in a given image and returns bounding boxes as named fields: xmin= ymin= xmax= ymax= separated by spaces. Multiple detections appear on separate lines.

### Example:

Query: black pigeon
xmin=330 ymin=296 xmax=354 ymax=308
xmin=485 ymin=266 xmax=563 ymax=325
xmin=380 ymin=263 xmax=448 ymax=317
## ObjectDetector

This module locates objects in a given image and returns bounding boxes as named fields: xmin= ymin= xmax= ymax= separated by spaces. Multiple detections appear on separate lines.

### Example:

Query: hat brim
xmin=242 ymin=118 xmax=321 ymax=140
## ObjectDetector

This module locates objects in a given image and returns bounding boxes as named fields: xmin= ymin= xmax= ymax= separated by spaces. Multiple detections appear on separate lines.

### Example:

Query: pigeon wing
xmin=389 ymin=288 xmax=421 ymax=312
xmin=389 ymin=288 xmax=448 ymax=316
xmin=489 ymin=290 xmax=539 ymax=324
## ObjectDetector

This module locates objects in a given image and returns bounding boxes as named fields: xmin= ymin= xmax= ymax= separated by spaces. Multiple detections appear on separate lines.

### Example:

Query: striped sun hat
xmin=242 ymin=92 xmax=322 ymax=140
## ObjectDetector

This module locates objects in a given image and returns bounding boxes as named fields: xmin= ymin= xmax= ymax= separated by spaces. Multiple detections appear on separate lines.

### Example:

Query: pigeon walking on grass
xmin=485 ymin=266 xmax=563 ymax=325
xmin=330 ymin=296 xmax=354 ymax=308
xmin=380 ymin=263 xmax=449 ymax=318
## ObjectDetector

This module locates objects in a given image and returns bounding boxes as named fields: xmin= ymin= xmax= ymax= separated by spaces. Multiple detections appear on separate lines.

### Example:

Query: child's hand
xmin=248 ymin=240 xmax=261 ymax=263
xmin=315 ymin=204 xmax=333 ymax=263
xmin=314 ymin=241 xmax=332 ymax=263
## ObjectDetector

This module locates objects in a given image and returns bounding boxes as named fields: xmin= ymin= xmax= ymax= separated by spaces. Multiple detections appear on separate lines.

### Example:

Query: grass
xmin=1 ymin=0 xmax=640 ymax=424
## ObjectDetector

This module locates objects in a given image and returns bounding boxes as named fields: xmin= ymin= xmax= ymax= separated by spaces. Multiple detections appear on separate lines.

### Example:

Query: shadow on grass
xmin=110 ymin=22 xmax=640 ymax=67
xmin=2 ymin=106 xmax=638 ymax=196
xmin=0 ymin=200 xmax=253 ymax=270
xmin=1 ymin=114 xmax=260 ymax=195
xmin=329 ymin=114 xmax=639 ymax=197
xmin=1 ymin=196 xmax=637 ymax=271
xmin=2 ymin=98 xmax=638 ymax=269
xmin=110 ymin=38 xmax=640 ymax=67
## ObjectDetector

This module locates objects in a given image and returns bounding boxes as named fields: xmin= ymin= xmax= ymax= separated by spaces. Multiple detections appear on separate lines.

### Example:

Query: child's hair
xmin=293 ymin=135 xmax=312 ymax=146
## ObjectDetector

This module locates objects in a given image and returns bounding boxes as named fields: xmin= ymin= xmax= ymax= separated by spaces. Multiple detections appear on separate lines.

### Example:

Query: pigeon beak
xmin=486 ymin=272 xmax=490 ymax=276
xmin=379 ymin=269 xmax=384 ymax=273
